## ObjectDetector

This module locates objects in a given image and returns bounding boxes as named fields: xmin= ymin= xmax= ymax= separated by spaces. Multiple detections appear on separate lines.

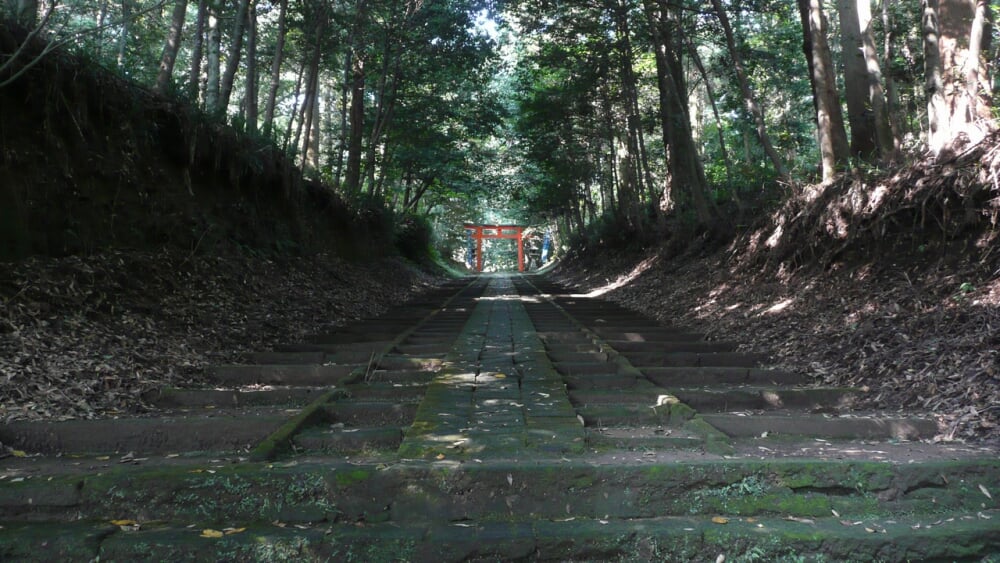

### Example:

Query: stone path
xmin=1 ymin=274 xmax=998 ymax=561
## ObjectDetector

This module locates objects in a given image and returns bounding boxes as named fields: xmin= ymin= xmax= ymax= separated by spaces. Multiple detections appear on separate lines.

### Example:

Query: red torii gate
xmin=464 ymin=224 xmax=526 ymax=272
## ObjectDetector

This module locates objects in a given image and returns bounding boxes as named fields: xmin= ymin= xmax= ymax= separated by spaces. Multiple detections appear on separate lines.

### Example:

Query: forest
xmin=3 ymin=0 xmax=997 ymax=254
xmin=1 ymin=1 xmax=998 ymax=439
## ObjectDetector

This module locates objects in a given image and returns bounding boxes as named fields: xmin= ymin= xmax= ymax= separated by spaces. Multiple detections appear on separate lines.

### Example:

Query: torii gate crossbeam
xmin=464 ymin=224 xmax=525 ymax=272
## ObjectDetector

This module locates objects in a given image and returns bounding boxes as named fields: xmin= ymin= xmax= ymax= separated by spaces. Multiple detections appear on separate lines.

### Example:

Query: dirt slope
xmin=556 ymin=141 xmax=1000 ymax=444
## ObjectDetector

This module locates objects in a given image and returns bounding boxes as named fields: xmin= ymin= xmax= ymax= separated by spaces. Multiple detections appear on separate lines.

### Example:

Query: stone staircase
xmin=1 ymin=274 xmax=997 ymax=561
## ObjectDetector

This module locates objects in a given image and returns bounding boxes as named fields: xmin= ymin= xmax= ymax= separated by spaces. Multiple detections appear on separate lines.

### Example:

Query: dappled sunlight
xmin=476 ymin=295 xmax=542 ymax=303
xmin=570 ymin=256 xmax=660 ymax=298
xmin=762 ymin=298 xmax=796 ymax=315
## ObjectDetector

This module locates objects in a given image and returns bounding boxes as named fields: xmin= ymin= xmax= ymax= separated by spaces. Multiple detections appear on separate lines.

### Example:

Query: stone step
xmin=321 ymin=402 xmax=419 ymax=428
xmin=586 ymin=426 xmax=704 ymax=449
xmin=209 ymin=364 xmax=359 ymax=386
xmin=243 ymin=351 xmax=327 ymax=364
xmin=546 ymin=350 xmax=610 ymax=363
xmin=626 ymin=351 xmax=769 ymax=368
xmin=358 ymin=370 xmax=437 ymax=385
xmin=702 ymin=413 xmax=939 ymax=440
xmin=643 ymin=367 xmax=809 ymax=386
xmin=668 ymin=386 xmax=861 ymax=412
xmin=564 ymin=373 xmax=640 ymax=391
xmin=144 ymin=387 xmax=332 ymax=408
xmin=294 ymin=426 xmax=404 ymax=453
xmin=606 ymin=340 xmax=738 ymax=354
xmin=552 ymin=361 xmax=619 ymax=376
xmin=592 ymin=328 xmax=702 ymax=340
xmin=0 ymin=410 xmax=292 ymax=455
xmin=342 ymin=383 xmax=427 ymax=402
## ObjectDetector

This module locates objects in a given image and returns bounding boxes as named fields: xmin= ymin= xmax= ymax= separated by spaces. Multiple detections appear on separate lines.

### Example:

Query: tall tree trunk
xmin=154 ymin=0 xmax=188 ymax=94
xmin=333 ymin=49 xmax=351 ymax=187
xmin=882 ymin=0 xmax=903 ymax=152
xmin=708 ymin=0 xmax=788 ymax=179
xmin=857 ymin=0 xmax=897 ymax=162
xmin=261 ymin=0 xmax=286 ymax=138
xmin=116 ymin=0 xmax=130 ymax=70
xmin=344 ymin=0 xmax=368 ymax=194
xmin=642 ymin=0 xmax=716 ymax=226
xmin=217 ymin=0 xmax=251 ymax=113
xmin=800 ymin=0 xmax=850 ymax=181
xmin=205 ymin=11 xmax=221 ymax=111
xmin=924 ymin=0 xmax=994 ymax=155
xmin=282 ymin=57 xmax=306 ymax=153
xmin=187 ymin=0 xmax=207 ymax=99
xmin=244 ymin=3 xmax=258 ymax=132
xmin=837 ymin=0 xmax=877 ymax=159
xmin=688 ymin=38 xmax=738 ymax=208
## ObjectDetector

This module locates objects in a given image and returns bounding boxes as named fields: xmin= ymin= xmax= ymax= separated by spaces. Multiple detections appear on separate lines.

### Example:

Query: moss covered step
xmin=0 ymin=409 xmax=291 ymax=455
xmin=209 ymin=364 xmax=359 ymax=386
xmin=667 ymin=386 xmax=861 ymax=412
xmin=702 ymin=413 xmax=939 ymax=440
xmin=3 ymin=513 xmax=998 ymax=562
xmin=4 ymin=458 xmax=996 ymax=524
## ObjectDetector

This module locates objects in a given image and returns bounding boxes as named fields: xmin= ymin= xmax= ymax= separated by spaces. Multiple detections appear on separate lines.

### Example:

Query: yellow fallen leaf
xmin=711 ymin=516 xmax=729 ymax=524
xmin=11 ymin=450 xmax=27 ymax=458
xmin=110 ymin=519 xmax=138 ymax=526
xmin=495 ymin=374 xmax=506 ymax=379
xmin=745 ymin=517 xmax=757 ymax=523
xmin=224 ymin=527 xmax=246 ymax=535
xmin=200 ymin=529 xmax=224 ymax=538
xmin=189 ymin=469 xmax=204 ymax=473
xmin=435 ymin=453 xmax=446 ymax=460
xmin=95 ymin=456 xmax=110 ymax=461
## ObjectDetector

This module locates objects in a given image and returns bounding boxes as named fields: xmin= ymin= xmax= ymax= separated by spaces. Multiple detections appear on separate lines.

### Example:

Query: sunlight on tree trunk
xmin=924 ymin=0 xmax=995 ymax=155
xmin=800 ymin=0 xmax=850 ymax=181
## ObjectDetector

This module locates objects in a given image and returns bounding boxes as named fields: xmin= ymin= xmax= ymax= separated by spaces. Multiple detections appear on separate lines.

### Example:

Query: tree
xmin=799 ymin=0 xmax=849 ymax=181
xmin=708 ymin=0 xmax=788 ymax=180
xmin=837 ymin=0 xmax=877 ymax=159
xmin=923 ymin=0 xmax=995 ymax=155
xmin=154 ymin=0 xmax=188 ymax=94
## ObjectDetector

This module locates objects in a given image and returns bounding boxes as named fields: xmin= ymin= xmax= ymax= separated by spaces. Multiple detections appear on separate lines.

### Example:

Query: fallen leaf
xmin=224 ymin=527 xmax=246 ymax=535
xmin=435 ymin=453 xmax=445 ymax=460
xmin=200 ymin=529 xmax=224 ymax=538
xmin=711 ymin=516 xmax=729 ymax=524
xmin=110 ymin=519 xmax=138 ymax=526
xmin=11 ymin=450 xmax=27 ymax=458
xmin=979 ymin=484 xmax=992 ymax=500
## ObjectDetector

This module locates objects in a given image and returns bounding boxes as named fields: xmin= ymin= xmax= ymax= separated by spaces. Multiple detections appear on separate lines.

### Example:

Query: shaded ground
xmin=0 ymin=250 xmax=440 ymax=425
xmin=554 ymin=226 xmax=1000 ymax=446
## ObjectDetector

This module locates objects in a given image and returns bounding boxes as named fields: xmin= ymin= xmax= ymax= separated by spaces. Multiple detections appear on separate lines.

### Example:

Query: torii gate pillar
xmin=464 ymin=224 xmax=525 ymax=272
